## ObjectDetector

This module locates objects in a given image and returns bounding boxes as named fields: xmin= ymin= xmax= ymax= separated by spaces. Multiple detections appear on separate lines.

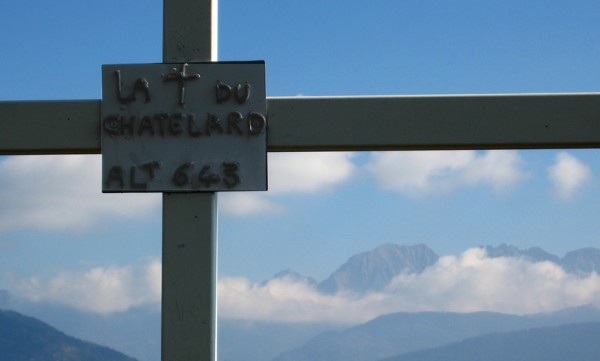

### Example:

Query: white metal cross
xmin=2 ymin=1 xmax=600 ymax=361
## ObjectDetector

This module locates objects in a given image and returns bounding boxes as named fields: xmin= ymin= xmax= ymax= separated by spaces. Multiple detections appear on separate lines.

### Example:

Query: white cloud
xmin=219 ymin=193 xmax=284 ymax=216
xmin=382 ymin=249 xmax=600 ymax=314
xmin=217 ymin=249 xmax=600 ymax=323
xmin=220 ymin=152 xmax=356 ymax=216
xmin=366 ymin=150 xmax=526 ymax=196
xmin=0 ymin=155 xmax=160 ymax=233
xmin=268 ymin=152 xmax=356 ymax=194
xmin=8 ymin=259 xmax=161 ymax=314
xmin=7 ymin=250 xmax=600 ymax=322
xmin=218 ymin=276 xmax=392 ymax=324
xmin=548 ymin=152 xmax=592 ymax=200
xmin=0 ymin=153 xmax=355 ymax=225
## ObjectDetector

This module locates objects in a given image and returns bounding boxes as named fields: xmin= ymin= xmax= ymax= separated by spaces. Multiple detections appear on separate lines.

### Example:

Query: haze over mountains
xmin=3 ymin=243 xmax=600 ymax=361
xmin=271 ymin=306 xmax=600 ymax=361
xmin=0 ymin=309 xmax=136 ymax=361
xmin=283 ymin=243 xmax=600 ymax=295
xmin=382 ymin=321 xmax=600 ymax=361
xmin=317 ymin=244 xmax=440 ymax=294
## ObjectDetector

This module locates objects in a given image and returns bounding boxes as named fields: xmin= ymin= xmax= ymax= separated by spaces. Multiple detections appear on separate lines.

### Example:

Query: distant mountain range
xmin=265 ymin=243 xmax=600 ymax=361
xmin=3 ymin=243 xmax=600 ymax=361
xmin=10 ymin=305 xmax=598 ymax=361
xmin=0 ymin=295 xmax=160 ymax=361
xmin=0 ymin=309 xmax=136 ymax=361
xmin=382 ymin=322 xmax=600 ymax=361
xmin=270 ymin=243 xmax=600 ymax=295
xmin=482 ymin=244 xmax=600 ymax=276
xmin=272 ymin=306 xmax=600 ymax=361
xmin=219 ymin=319 xmax=336 ymax=361
xmin=317 ymin=244 xmax=439 ymax=294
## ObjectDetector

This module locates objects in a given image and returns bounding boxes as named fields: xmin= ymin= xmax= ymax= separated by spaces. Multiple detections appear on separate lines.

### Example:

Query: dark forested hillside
xmin=272 ymin=307 xmax=600 ymax=361
xmin=0 ymin=309 xmax=136 ymax=361
xmin=381 ymin=322 xmax=600 ymax=361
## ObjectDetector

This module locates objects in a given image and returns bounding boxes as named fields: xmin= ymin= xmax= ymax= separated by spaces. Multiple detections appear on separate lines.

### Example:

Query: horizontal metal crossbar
xmin=267 ymin=93 xmax=600 ymax=151
xmin=2 ymin=93 xmax=600 ymax=155
xmin=0 ymin=100 xmax=100 ymax=155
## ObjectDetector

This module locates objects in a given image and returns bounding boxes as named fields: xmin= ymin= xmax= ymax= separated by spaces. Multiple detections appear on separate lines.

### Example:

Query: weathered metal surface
xmin=101 ymin=62 xmax=267 ymax=192
xmin=267 ymin=93 xmax=600 ymax=151
xmin=0 ymin=100 xmax=100 ymax=155
xmin=162 ymin=192 xmax=217 ymax=361
xmin=161 ymin=2 xmax=219 ymax=361
xmin=4 ymin=93 xmax=600 ymax=156
xmin=163 ymin=0 xmax=217 ymax=63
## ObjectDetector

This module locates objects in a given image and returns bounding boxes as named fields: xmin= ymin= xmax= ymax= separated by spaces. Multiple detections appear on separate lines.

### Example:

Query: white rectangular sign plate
xmin=101 ymin=62 xmax=267 ymax=192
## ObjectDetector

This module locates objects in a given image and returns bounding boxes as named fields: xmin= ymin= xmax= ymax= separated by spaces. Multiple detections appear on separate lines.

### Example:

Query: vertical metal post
xmin=163 ymin=0 xmax=218 ymax=63
xmin=162 ymin=1 xmax=218 ymax=361
xmin=162 ymin=193 xmax=218 ymax=361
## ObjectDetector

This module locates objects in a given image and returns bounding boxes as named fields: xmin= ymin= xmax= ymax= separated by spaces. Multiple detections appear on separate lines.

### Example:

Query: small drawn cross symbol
xmin=162 ymin=63 xmax=201 ymax=107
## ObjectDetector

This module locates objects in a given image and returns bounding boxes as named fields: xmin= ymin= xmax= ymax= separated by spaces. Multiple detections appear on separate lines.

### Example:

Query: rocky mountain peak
xmin=561 ymin=248 xmax=600 ymax=275
xmin=269 ymin=269 xmax=317 ymax=286
xmin=317 ymin=244 xmax=439 ymax=294
xmin=483 ymin=244 xmax=560 ymax=263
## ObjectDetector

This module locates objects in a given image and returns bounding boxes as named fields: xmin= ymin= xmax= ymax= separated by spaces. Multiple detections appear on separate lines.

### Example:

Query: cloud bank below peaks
xmin=7 ymin=259 xmax=161 ymax=314
xmin=8 ymin=249 xmax=600 ymax=323
xmin=218 ymin=248 xmax=600 ymax=323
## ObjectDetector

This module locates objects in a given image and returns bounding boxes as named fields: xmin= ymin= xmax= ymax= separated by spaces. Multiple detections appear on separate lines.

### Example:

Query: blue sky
xmin=2 ymin=0 xmax=600 ymax=320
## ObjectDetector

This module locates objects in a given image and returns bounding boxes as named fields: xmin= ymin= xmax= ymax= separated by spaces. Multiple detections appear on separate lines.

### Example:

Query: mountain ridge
xmin=317 ymin=244 xmax=439 ymax=294
xmin=271 ymin=306 xmax=600 ymax=361
xmin=5 ymin=242 xmax=600 ymax=361
xmin=380 ymin=321 xmax=600 ymax=361
xmin=0 ymin=309 xmax=137 ymax=361
xmin=270 ymin=243 xmax=600 ymax=296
